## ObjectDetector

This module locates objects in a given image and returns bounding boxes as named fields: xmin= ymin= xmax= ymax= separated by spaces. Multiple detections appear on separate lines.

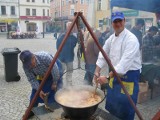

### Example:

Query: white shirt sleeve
xmin=96 ymin=36 xmax=112 ymax=68
xmin=114 ymin=36 xmax=140 ymax=75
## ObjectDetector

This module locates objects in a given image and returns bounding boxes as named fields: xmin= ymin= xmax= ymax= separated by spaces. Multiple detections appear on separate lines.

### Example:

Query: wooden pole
xmin=152 ymin=110 xmax=160 ymax=120
xmin=75 ymin=13 xmax=87 ymax=63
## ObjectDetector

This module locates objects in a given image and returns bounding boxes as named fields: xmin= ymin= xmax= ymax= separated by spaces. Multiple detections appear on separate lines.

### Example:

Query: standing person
xmin=154 ymin=31 xmax=160 ymax=45
xmin=54 ymin=32 xmax=57 ymax=39
xmin=83 ymin=27 xmax=94 ymax=48
xmin=56 ymin=22 xmax=78 ymax=86
xmin=83 ymin=29 xmax=90 ymax=48
xmin=154 ymin=31 xmax=160 ymax=59
xmin=84 ymin=30 xmax=101 ymax=85
xmin=131 ymin=19 xmax=145 ymax=49
xmin=94 ymin=11 xmax=141 ymax=120
xmin=100 ymin=27 xmax=110 ymax=46
xmin=57 ymin=30 xmax=65 ymax=40
xmin=142 ymin=26 xmax=158 ymax=62
xmin=19 ymin=50 xmax=63 ymax=119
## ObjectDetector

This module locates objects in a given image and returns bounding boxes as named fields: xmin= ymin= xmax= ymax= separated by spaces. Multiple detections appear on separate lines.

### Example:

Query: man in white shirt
xmin=94 ymin=11 xmax=141 ymax=120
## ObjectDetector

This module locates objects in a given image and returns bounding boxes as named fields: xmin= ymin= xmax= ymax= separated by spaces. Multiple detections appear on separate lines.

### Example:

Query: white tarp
xmin=16 ymin=21 xmax=21 ymax=35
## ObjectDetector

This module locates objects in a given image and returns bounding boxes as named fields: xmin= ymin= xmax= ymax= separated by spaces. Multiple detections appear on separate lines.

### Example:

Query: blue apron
xmin=105 ymin=70 xmax=140 ymax=120
xmin=30 ymin=60 xmax=63 ymax=107
xmin=56 ymin=59 xmax=63 ymax=89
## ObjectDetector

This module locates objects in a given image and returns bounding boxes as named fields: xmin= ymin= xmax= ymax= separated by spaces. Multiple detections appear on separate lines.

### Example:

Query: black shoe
xmin=28 ymin=111 xmax=35 ymax=119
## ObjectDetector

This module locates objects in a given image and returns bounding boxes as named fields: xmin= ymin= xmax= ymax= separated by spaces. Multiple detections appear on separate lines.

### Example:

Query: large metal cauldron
xmin=55 ymin=85 xmax=105 ymax=119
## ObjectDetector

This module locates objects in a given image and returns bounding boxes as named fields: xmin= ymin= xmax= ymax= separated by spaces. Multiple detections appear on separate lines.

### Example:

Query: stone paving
xmin=0 ymin=34 xmax=159 ymax=120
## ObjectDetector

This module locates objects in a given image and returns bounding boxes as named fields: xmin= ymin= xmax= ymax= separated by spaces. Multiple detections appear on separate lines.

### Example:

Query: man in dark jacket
xmin=56 ymin=22 xmax=77 ymax=86
xmin=153 ymin=31 xmax=160 ymax=59
xmin=100 ymin=27 xmax=110 ymax=46
xmin=131 ymin=19 xmax=145 ymax=49
xmin=142 ymin=26 xmax=158 ymax=62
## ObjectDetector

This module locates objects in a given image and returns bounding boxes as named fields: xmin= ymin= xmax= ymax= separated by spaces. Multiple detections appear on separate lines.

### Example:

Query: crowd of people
xmin=130 ymin=19 xmax=160 ymax=62
xmin=81 ymin=19 xmax=160 ymax=64
xmin=54 ymin=19 xmax=160 ymax=65
xmin=54 ymin=18 xmax=160 ymax=85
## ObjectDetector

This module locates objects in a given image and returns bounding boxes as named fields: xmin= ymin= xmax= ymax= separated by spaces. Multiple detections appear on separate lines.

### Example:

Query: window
xmin=66 ymin=0 xmax=69 ymax=5
xmin=43 ymin=0 xmax=45 ymax=3
xmin=86 ymin=0 xmax=89 ymax=4
xmin=72 ymin=0 xmax=76 ymax=4
xmin=99 ymin=20 xmax=103 ymax=27
xmin=62 ymin=11 xmax=64 ymax=16
xmin=97 ymin=0 xmax=101 ymax=11
xmin=43 ymin=9 xmax=45 ymax=16
xmin=80 ymin=0 xmax=84 ymax=4
xmin=27 ymin=23 xmax=36 ymax=31
xmin=26 ymin=8 xmax=30 ymax=16
xmin=27 ymin=0 xmax=30 ymax=2
xmin=11 ymin=6 xmax=15 ymax=15
xmin=47 ymin=0 xmax=49 ymax=3
xmin=32 ymin=9 xmax=36 ymax=16
xmin=32 ymin=0 xmax=35 ymax=2
xmin=62 ymin=1 xmax=64 ymax=6
xmin=47 ymin=9 xmax=49 ymax=16
xmin=1 ymin=6 xmax=6 ymax=15
xmin=70 ymin=9 xmax=74 ymax=16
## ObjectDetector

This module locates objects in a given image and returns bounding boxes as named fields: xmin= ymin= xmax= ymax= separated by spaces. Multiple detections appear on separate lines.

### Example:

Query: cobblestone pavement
xmin=0 ymin=34 xmax=159 ymax=120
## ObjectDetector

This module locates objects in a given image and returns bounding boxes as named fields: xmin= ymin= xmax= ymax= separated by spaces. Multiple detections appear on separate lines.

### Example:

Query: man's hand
xmin=92 ymin=66 xmax=101 ymax=86
xmin=97 ymin=76 xmax=108 ymax=85
xmin=94 ymin=72 xmax=100 ymax=80
xmin=39 ymin=90 xmax=46 ymax=100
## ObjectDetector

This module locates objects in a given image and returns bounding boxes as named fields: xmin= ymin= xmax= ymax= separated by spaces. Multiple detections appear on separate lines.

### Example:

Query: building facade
xmin=19 ymin=0 xmax=51 ymax=33
xmin=0 ymin=0 xmax=19 ymax=33
xmin=95 ymin=0 xmax=110 ymax=30
xmin=50 ymin=0 xmax=89 ymax=31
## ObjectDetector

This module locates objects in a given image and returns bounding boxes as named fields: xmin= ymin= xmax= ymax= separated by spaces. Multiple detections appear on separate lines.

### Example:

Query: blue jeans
xmin=84 ymin=64 xmax=96 ymax=85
